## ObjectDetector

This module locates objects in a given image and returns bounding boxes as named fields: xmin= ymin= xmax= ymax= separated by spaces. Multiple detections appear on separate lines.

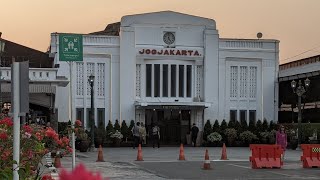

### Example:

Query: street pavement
xmin=54 ymin=146 xmax=320 ymax=180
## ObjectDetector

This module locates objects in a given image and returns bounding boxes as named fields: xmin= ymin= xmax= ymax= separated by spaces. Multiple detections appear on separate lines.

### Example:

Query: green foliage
xmin=96 ymin=121 xmax=106 ymax=142
xmin=239 ymin=130 xmax=258 ymax=144
xmin=207 ymin=132 xmax=222 ymax=142
xmin=114 ymin=120 xmax=121 ymax=131
xmin=212 ymin=120 xmax=220 ymax=133
xmin=235 ymin=120 xmax=242 ymax=134
xmin=256 ymin=119 xmax=263 ymax=133
xmin=269 ymin=121 xmax=277 ymax=131
xmin=203 ymin=120 xmax=213 ymax=141
xmin=240 ymin=119 xmax=248 ymax=132
xmin=262 ymin=119 xmax=269 ymax=132
xmin=106 ymin=120 xmax=114 ymax=138
xmin=220 ymin=119 xmax=228 ymax=131
xmin=228 ymin=119 xmax=236 ymax=129
xmin=129 ymin=120 xmax=135 ymax=130
xmin=248 ymin=118 xmax=256 ymax=132
xmin=225 ymin=128 xmax=237 ymax=144
xmin=58 ymin=122 xmax=69 ymax=135
xmin=121 ymin=120 xmax=130 ymax=140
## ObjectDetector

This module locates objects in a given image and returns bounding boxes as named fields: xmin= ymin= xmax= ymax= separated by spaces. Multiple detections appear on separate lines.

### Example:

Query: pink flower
xmin=23 ymin=125 xmax=33 ymax=133
xmin=42 ymin=174 xmax=54 ymax=180
xmin=75 ymin=120 xmax=82 ymax=127
xmin=0 ymin=132 xmax=8 ymax=140
xmin=25 ymin=132 xmax=32 ymax=139
xmin=59 ymin=164 xmax=103 ymax=180
xmin=36 ymin=132 xmax=43 ymax=141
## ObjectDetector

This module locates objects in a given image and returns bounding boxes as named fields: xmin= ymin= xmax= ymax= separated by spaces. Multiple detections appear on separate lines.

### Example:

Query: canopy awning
xmin=134 ymin=101 xmax=211 ymax=110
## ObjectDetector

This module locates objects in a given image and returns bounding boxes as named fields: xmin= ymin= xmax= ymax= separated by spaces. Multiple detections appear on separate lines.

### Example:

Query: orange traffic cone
xmin=221 ymin=143 xmax=228 ymax=160
xmin=178 ymin=144 xmax=186 ymax=160
xmin=136 ymin=144 xmax=143 ymax=161
xmin=96 ymin=145 xmax=105 ymax=162
xmin=54 ymin=155 xmax=61 ymax=168
xmin=203 ymin=149 xmax=211 ymax=170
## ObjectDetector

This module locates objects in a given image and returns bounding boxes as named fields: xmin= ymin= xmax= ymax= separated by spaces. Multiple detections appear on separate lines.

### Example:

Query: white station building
xmin=50 ymin=11 xmax=279 ymax=144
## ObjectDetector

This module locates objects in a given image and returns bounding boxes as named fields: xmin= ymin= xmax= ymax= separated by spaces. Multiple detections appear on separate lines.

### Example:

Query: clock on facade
xmin=163 ymin=32 xmax=175 ymax=45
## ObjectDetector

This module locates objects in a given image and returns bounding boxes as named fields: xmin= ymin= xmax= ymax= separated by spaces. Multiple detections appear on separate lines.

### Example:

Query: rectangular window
xmin=154 ymin=64 xmax=160 ymax=97
xmin=87 ymin=108 xmax=94 ymax=129
xmin=146 ymin=64 xmax=152 ymax=97
xmin=163 ymin=65 xmax=168 ymax=97
xmin=179 ymin=65 xmax=184 ymax=97
xmin=249 ymin=67 xmax=257 ymax=98
xmin=97 ymin=108 xmax=105 ymax=128
xmin=240 ymin=66 xmax=248 ymax=98
xmin=240 ymin=110 xmax=247 ymax=123
xmin=230 ymin=110 xmax=237 ymax=121
xmin=249 ymin=110 xmax=256 ymax=124
xmin=171 ymin=65 xmax=176 ymax=97
xmin=186 ymin=65 xmax=192 ymax=97
xmin=230 ymin=66 xmax=238 ymax=98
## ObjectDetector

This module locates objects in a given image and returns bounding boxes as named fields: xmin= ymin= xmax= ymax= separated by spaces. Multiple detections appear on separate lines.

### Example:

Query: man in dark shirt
xmin=191 ymin=123 xmax=199 ymax=147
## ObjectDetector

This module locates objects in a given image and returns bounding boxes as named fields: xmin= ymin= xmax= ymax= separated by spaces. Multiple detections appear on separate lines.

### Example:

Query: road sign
xmin=59 ymin=34 xmax=83 ymax=61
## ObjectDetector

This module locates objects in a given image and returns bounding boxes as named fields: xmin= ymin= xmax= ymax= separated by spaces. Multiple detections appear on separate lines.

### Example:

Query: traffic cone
xmin=96 ymin=145 xmax=105 ymax=162
xmin=221 ymin=143 xmax=228 ymax=160
xmin=203 ymin=149 xmax=211 ymax=170
xmin=136 ymin=144 xmax=143 ymax=161
xmin=178 ymin=144 xmax=186 ymax=160
xmin=54 ymin=155 xmax=61 ymax=168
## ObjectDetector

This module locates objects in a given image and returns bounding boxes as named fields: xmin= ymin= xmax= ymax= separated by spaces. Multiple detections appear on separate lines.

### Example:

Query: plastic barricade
xmin=301 ymin=144 xmax=320 ymax=168
xmin=249 ymin=144 xmax=283 ymax=169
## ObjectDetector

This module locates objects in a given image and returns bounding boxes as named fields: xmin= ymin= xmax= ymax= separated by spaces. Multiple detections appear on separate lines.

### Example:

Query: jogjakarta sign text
xmin=138 ymin=48 xmax=203 ymax=57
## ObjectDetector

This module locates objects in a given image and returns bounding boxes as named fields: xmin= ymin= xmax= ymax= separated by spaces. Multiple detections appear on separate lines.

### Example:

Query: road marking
xmin=228 ymin=163 xmax=251 ymax=169
xmin=268 ymin=171 xmax=293 ymax=177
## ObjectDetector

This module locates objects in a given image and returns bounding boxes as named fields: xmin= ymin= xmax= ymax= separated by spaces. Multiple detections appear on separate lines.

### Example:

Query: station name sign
xmin=137 ymin=48 xmax=203 ymax=57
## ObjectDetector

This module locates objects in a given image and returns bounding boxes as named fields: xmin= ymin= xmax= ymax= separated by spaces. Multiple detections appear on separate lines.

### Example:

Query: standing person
xmin=139 ymin=122 xmax=147 ymax=144
xmin=191 ymin=123 xmax=199 ymax=147
xmin=276 ymin=125 xmax=287 ymax=159
xmin=151 ymin=122 xmax=160 ymax=148
xmin=132 ymin=122 xmax=141 ymax=149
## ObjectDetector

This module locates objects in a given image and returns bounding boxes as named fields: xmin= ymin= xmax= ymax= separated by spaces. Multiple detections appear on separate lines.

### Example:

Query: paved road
xmin=55 ymin=147 xmax=320 ymax=180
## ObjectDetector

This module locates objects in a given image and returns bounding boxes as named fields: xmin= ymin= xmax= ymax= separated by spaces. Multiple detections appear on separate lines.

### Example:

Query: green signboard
xmin=59 ymin=34 xmax=83 ymax=61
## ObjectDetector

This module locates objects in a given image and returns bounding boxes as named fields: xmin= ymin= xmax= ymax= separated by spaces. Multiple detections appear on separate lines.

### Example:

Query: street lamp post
xmin=291 ymin=78 xmax=310 ymax=149
xmin=0 ymin=33 xmax=5 ymax=111
xmin=88 ymin=74 xmax=95 ymax=150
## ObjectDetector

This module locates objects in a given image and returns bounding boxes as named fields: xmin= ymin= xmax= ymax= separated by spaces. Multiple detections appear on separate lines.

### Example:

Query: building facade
xmin=50 ymin=11 xmax=279 ymax=144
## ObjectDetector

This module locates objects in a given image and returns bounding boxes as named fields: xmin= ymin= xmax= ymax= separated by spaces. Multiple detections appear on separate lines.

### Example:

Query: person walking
xmin=132 ymin=122 xmax=141 ymax=149
xmin=191 ymin=123 xmax=199 ymax=147
xmin=151 ymin=122 xmax=160 ymax=148
xmin=276 ymin=125 xmax=287 ymax=159
xmin=140 ymin=122 xmax=147 ymax=144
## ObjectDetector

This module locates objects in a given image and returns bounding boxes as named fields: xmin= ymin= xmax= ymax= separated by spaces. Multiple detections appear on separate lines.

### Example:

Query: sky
xmin=1 ymin=0 xmax=320 ymax=64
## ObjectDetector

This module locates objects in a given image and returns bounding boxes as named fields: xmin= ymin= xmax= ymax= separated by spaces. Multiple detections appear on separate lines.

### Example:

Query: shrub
xmin=259 ymin=131 xmax=269 ymax=143
xmin=262 ymin=119 xmax=269 ymax=131
xmin=207 ymin=132 xmax=222 ymax=143
xmin=225 ymin=128 xmax=237 ymax=145
xmin=248 ymin=118 xmax=256 ymax=132
xmin=110 ymin=130 xmax=123 ymax=139
xmin=240 ymin=119 xmax=248 ymax=132
xmin=228 ymin=119 xmax=236 ymax=129
xmin=220 ymin=119 xmax=228 ymax=132
xmin=114 ymin=120 xmax=120 ymax=131
xmin=121 ymin=120 xmax=129 ymax=140
xmin=128 ymin=120 xmax=135 ymax=140
xmin=269 ymin=121 xmax=277 ymax=131
xmin=235 ymin=120 xmax=242 ymax=134
xmin=268 ymin=130 xmax=277 ymax=144
xmin=256 ymin=120 xmax=263 ymax=133
xmin=213 ymin=120 xmax=220 ymax=133
xmin=203 ymin=120 xmax=213 ymax=141
xmin=239 ymin=130 xmax=258 ymax=144
xmin=106 ymin=120 xmax=114 ymax=138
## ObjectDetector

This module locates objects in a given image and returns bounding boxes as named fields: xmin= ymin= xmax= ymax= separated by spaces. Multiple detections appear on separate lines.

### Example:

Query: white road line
xmin=268 ymin=171 xmax=293 ymax=177
xmin=228 ymin=163 xmax=251 ymax=169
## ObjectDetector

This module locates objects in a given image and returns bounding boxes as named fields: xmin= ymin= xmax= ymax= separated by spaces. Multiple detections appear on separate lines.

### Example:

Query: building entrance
xmin=145 ymin=109 xmax=191 ymax=145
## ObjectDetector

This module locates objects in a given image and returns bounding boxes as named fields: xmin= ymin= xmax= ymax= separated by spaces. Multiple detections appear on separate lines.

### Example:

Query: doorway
xmin=145 ymin=109 xmax=191 ymax=145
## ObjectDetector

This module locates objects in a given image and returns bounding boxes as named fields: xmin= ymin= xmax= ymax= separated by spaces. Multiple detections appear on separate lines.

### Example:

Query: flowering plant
xmin=207 ymin=132 xmax=222 ymax=142
xmin=109 ymin=130 xmax=123 ymax=139
xmin=0 ymin=117 xmax=72 ymax=179
xmin=59 ymin=163 xmax=104 ymax=180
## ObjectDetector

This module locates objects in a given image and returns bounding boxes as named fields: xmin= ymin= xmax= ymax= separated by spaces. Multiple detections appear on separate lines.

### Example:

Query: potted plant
xmin=110 ymin=130 xmax=123 ymax=147
xmin=207 ymin=132 xmax=222 ymax=146
xmin=74 ymin=120 xmax=90 ymax=152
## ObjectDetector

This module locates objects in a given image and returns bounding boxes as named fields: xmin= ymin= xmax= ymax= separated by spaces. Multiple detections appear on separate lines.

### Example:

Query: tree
xmin=240 ymin=119 xmax=248 ymax=132
xmin=262 ymin=119 xmax=269 ymax=131
xmin=114 ymin=120 xmax=120 ymax=131
xmin=106 ymin=120 xmax=114 ymax=138
xmin=203 ymin=120 xmax=213 ymax=141
xmin=235 ymin=120 xmax=242 ymax=134
xmin=121 ymin=120 xmax=129 ymax=141
xmin=128 ymin=120 xmax=135 ymax=140
xmin=220 ymin=119 xmax=228 ymax=132
xmin=212 ymin=120 xmax=220 ymax=133
xmin=256 ymin=119 xmax=263 ymax=133
xmin=269 ymin=120 xmax=276 ymax=131
xmin=228 ymin=119 xmax=236 ymax=129
xmin=248 ymin=118 xmax=256 ymax=132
